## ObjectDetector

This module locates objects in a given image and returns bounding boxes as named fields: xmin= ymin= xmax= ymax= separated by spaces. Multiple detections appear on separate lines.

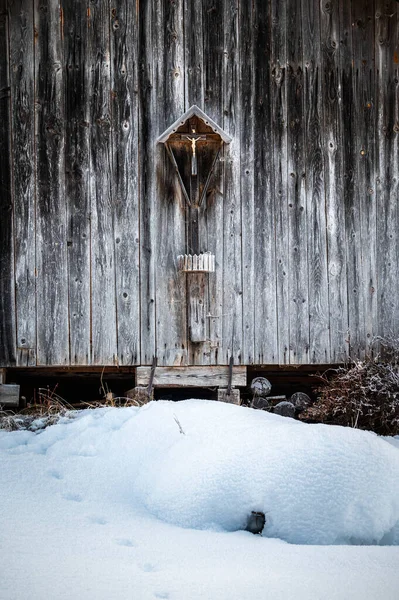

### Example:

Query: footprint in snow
xmin=115 ymin=538 xmax=136 ymax=547
xmin=141 ymin=563 xmax=158 ymax=573
xmin=62 ymin=492 xmax=83 ymax=503
xmin=48 ymin=470 xmax=63 ymax=480
xmin=88 ymin=516 xmax=108 ymax=525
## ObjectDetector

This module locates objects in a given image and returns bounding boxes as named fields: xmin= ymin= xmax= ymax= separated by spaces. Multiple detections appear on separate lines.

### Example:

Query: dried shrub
xmin=300 ymin=339 xmax=399 ymax=435
xmin=0 ymin=386 xmax=76 ymax=432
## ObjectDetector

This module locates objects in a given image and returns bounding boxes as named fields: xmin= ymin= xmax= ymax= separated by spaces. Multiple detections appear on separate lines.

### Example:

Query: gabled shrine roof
xmin=157 ymin=105 xmax=232 ymax=144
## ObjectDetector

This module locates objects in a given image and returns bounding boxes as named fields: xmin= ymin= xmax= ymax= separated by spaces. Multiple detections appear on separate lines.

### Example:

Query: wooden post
xmin=217 ymin=357 xmax=240 ymax=404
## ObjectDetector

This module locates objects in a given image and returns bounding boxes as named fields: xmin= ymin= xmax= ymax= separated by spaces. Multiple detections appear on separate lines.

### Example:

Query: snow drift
xmin=1 ymin=400 xmax=399 ymax=546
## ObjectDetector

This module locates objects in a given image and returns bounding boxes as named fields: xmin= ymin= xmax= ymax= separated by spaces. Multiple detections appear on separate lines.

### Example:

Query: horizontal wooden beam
xmin=136 ymin=366 xmax=247 ymax=388
xmin=0 ymin=384 xmax=20 ymax=406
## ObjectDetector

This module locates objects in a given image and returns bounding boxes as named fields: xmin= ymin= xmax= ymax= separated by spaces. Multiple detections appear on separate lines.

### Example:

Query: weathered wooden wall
xmin=1 ymin=0 xmax=398 ymax=367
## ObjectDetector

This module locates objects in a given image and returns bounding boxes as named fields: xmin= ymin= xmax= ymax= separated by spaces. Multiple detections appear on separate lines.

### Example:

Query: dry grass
xmin=300 ymin=338 xmax=399 ymax=435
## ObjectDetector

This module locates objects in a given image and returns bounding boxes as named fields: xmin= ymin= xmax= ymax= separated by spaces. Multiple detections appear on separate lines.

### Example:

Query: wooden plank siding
xmin=0 ymin=1 xmax=16 ymax=366
xmin=9 ymin=0 xmax=36 ymax=366
xmin=64 ymin=0 xmax=91 ymax=366
xmin=1 ymin=0 xmax=399 ymax=369
xmin=34 ymin=0 xmax=69 ymax=365
xmin=111 ymin=0 xmax=140 ymax=366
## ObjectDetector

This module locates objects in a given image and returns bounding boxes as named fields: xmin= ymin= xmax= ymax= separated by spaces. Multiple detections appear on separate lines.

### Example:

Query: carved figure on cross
xmin=183 ymin=132 xmax=206 ymax=175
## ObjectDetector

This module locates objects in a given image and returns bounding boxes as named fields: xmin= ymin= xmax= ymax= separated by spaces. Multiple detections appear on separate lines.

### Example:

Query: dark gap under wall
xmin=4 ymin=365 xmax=339 ymax=408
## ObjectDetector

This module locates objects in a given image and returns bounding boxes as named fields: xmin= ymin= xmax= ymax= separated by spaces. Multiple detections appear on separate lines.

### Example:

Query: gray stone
xmin=250 ymin=377 xmax=272 ymax=397
xmin=290 ymin=392 xmax=311 ymax=411
xmin=251 ymin=397 xmax=270 ymax=410
xmin=273 ymin=401 xmax=296 ymax=418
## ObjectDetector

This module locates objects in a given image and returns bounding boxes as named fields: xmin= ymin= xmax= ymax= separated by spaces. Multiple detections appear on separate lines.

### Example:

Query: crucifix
xmin=183 ymin=131 xmax=206 ymax=176
xmin=157 ymin=106 xmax=232 ymax=343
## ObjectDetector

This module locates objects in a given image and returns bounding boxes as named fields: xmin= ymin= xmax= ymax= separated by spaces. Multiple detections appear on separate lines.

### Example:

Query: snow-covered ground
xmin=1 ymin=400 xmax=399 ymax=600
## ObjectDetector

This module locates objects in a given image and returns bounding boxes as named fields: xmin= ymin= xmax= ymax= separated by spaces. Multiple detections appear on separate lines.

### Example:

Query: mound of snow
xmin=124 ymin=400 xmax=399 ymax=545
xmin=1 ymin=400 xmax=399 ymax=546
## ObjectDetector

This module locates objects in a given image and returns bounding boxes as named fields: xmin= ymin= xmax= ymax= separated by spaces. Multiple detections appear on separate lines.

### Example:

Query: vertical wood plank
xmin=138 ymin=0 xmax=156 ymax=365
xmin=0 ymin=1 xmax=16 ymax=367
xmin=35 ymin=0 xmax=69 ymax=365
xmin=111 ymin=0 xmax=140 ymax=365
xmin=286 ymin=0 xmax=309 ymax=364
xmin=64 ymin=0 xmax=91 ymax=365
xmin=303 ymin=0 xmax=329 ymax=364
xmin=239 ymin=0 xmax=255 ymax=364
xmin=348 ymin=0 xmax=376 ymax=359
xmin=203 ymin=0 xmax=224 ymax=364
xmin=88 ymin=0 xmax=117 ymax=365
xmin=155 ymin=0 xmax=186 ymax=366
xmin=320 ymin=0 xmax=349 ymax=363
xmin=139 ymin=0 xmax=186 ymax=366
xmin=339 ymin=0 xmax=359 ymax=361
xmin=185 ymin=0 xmax=210 ymax=365
xmin=252 ymin=0 xmax=277 ymax=364
xmin=222 ymin=0 xmax=243 ymax=364
xmin=271 ymin=0 xmax=289 ymax=365
xmin=8 ymin=0 xmax=36 ymax=366
xmin=185 ymin=0 xmax=204 ymax=107
xmin=375 ymin=1 xmax=399 ymax=340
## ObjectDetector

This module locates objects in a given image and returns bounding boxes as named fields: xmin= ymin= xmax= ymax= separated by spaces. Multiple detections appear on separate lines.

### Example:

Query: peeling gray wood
xmin=111 ymin=0 xmax=140 ymax=366
xmin=88 ymin=0 xmax=117 ymax=365
xmin=0 ymin=2 xmax=16 ymax=367
xmin=322 ymin=0 xmax=349 ymax=363
xmin=375 ymin=1 xmax=399 ymax=340
xmin=253 ymin=0 xmax=277 ymax=364
xmin=0 ymin=384 xmax=20 ymax=406
xmin=35 ymin=0 xmax=69 ymax=365
xmin=138 ymin=0 xmax=157 ymax=365
xmin=239 ymin=0 xmax=255 ymax=365
xmin=222 ymin=0 xmax=243 ymax=365
xmin=9 ymin=0 xmax=36 ymax=366
xmin=64 ymin=0 xmax=91 ymax=365
xmin=1 ymin=0 xmax=399 ymax=369
xmin=154 ymin=0 xmax=187 ymax=367
xmin=271 ymin=0 xmax=289 ymax=365
xmin=136 ymin=365 xmax=246 ymax=387
xmin=286 ymin=0 xmax=309 ymax=364
xmin=353 ymin=0 xmax=377 ymax=357
xmin=202 ymin=0 xmax=224 ymax=365
xmin=303 ymin=0 xmax=330 ymax=364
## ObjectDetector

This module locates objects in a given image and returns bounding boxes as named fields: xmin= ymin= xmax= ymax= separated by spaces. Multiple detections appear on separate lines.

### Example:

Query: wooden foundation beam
xmin=136 ymin=365 xmax=246 ymax=388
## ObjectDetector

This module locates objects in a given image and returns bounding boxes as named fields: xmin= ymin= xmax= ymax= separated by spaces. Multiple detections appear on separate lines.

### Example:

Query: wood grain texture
xmin=88 ymin=0 xmax=117 ymax=365
xmin=35 ymin=0 xmax=69 ymax=365
xmin=222 ymin=0 xmax=243 ymax=365
xmin=375 ymin=1 xmax=399 ymax=340
xmin=271 ymin=0 xmax=289 ymax=365
xmin=154 ymin=0 xmax=187 ymax=367
xmin=354 ymin=0 xmax=377 ymax=358
xmin=2 ymin=0 xmax=399 ymax=369
xmin=136 ymin=365 xmax=246 ymax=387
xmin=239 ymin=0 xmax=255 ymax=365
xmin=111 ymin=0 xmax=140 ymax=365
xmin=202 ymin=0 xmax=224 ymax=365
xmin=184 ymin=0 xmax=209 ymax=365
xmin=9 ymin=0 xmax=36 ymax=366
xmin=0 ymin=384 xmax=20 ymax=405
xmin=0 ymin=2 xmax=16 ymax=367
xmin=64 ymin=0 xmax=91 ymax=365
xmin=252 ymin=0 xmax=277 ymax=364
xmin=321 ymin=0 xmax=349 ymax=362
xmin=286 ymin=0 xmax=309 ymax=364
